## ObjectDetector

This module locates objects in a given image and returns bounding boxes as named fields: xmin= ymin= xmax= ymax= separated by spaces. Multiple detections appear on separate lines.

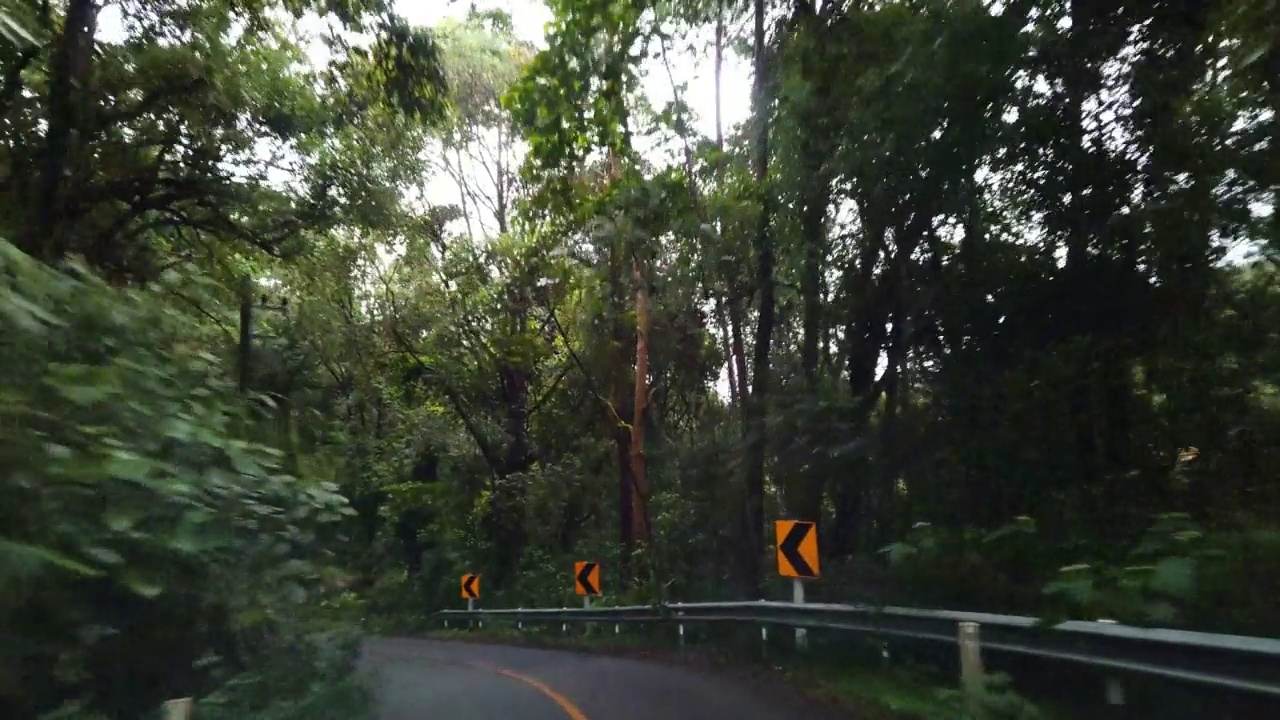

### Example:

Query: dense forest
xmin=1 ymin=0 xmax=1278 ymax=717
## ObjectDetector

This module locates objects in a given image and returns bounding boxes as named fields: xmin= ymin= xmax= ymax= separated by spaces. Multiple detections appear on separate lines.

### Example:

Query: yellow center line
xmin=468 ymin=660 xmax=591 ymax=720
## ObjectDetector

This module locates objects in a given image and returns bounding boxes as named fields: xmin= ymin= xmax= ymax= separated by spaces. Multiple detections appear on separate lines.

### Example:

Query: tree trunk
xmin=740 ymin=0 xmax=775 ymax=596
xmin=489 ymin=285 xmax=532 ymax=580
xmin=604 ymin=186 xmax=638 ymax=584
xmin=237 ymin=277 xmax=254 ymax=394
xmin=30 ymin=0 xmax=99 ymax=261
xmin=713 ymin=0 xmax=750 ymax=415
xmin=630 ymin=255 xmax=652 ymax=546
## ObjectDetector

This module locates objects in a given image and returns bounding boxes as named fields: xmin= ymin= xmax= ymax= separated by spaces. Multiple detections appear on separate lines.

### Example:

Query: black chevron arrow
xmin=576 ymin=562 xmax=599 ymax=595
xmin=779 ymin=522 xmax=816 ymax=577
xmin=462 ymin=574 xmax=478 ymax=598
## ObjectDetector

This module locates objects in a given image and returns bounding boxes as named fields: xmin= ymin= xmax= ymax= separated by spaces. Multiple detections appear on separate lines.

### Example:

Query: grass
xmin=795 ymin=664 xmax=968 ymax=718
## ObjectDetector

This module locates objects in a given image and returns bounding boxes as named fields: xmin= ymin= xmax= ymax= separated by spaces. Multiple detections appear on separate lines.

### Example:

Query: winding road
xmin=362 ymin=638 xmax=847 ymax=720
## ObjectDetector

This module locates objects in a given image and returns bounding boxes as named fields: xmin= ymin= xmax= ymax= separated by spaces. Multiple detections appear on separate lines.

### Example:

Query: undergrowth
xmin=193 ymin=630 xmax=374 ymax=720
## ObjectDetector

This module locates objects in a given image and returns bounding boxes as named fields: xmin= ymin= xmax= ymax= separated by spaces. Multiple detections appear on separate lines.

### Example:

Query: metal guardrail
xmin=434 ymin=600 xmax=1280 ymax=699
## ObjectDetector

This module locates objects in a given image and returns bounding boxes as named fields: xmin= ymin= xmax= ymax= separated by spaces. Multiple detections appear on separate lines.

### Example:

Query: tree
xmin=6 ymin=2 xmax=1280 ymax=717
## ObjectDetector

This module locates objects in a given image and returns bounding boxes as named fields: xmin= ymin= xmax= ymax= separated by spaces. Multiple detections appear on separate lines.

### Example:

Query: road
xmin=362 ymin=638 xmax=847 ymax=720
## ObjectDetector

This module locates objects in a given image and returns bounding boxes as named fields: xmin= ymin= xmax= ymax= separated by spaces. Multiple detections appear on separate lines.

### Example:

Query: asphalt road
xmin=362 ymin=638 xmax=845 ymax=720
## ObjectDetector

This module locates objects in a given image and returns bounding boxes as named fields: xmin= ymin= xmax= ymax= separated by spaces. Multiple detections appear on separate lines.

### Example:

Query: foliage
xmin=0 ymin=0 xmax=440 ymax=716
xmin=0 ymin=237 xmax=360 ymax=716
xmin=193 ymin=631 xmax=373 ymax=720
xmin=934 ymin=674 xmax=1044 ymax=720
xmin=3 ymin=0 xmax=1280 ymax=716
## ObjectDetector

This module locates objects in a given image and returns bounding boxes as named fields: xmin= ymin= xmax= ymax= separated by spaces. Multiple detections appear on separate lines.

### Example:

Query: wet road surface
xmin=362 ymin=638 xmax=845 ymax=720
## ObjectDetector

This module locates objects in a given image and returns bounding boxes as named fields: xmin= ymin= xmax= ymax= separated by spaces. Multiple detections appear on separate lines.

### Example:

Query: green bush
xmin=194 ymin=631 xmax=373 ymax=720
xmin=935 ymin=674 xmax=1044 ymax=720
xmin=0 ymin=242 xmax=360 ymax=717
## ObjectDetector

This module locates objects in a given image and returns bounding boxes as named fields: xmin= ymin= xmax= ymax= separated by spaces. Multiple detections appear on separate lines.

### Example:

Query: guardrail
xmin=434 ymin=600 xmax=1280 ymax=705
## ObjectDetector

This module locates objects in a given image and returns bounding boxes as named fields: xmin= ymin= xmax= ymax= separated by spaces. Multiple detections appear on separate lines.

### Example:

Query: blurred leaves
xmin=0 ymin=238 xmax=358 ymax=715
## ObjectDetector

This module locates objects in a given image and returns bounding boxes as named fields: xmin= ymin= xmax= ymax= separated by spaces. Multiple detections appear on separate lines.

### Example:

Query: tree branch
xmin=544 ymin=304 xmax=630 ymax=430
xmin=376 ymin=265 xmax=507 ymax=475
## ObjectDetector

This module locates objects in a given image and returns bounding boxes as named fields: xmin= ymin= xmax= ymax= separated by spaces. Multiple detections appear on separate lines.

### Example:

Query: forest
xmin=1 ymin=0 xmax=1278 ymax=718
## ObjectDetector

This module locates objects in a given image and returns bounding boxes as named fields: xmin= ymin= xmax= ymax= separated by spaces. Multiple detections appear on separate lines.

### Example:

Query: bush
xmin=194 ymin=630 xmax=374 ymax=720
xmin=0 ymin=242 xmax=359 ymax=717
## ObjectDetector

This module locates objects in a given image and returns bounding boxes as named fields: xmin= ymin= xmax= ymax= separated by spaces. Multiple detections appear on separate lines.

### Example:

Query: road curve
xmin=362 ymin=638 xmax=847 ymax=720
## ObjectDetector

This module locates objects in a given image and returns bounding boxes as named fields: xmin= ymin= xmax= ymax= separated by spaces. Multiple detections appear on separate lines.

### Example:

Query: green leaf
xmin=226 ymin=444 xmax=264 ymax=476
xmin=105 ymin=511 xmax=137 ymax=533
xmin=1043 ymin=575 xmax=1098 ymax=605
xmin=0 ymin=291 xmax=63 ymax=331
xmin=0 ymin=539 xmax=104 ymax=578
xmin=0 ymin=14 xmax=39 ymax=48
xmin=1148 ymin=556 xmax=1196 ymax=600
xmin=105 ymin=449 xmax=149 ymax=476
xmin=122 ymin=572 xmax=163 ymax=599
xmin=878 ymin=541 xmax=917 ymax=566
xmin=57 ymin=382 xmax=116 ymax=406
xmin=1145 ymin=600 xmax=1178 ymax=624
xmin=85 ymin=546 xmax=126 ymax=566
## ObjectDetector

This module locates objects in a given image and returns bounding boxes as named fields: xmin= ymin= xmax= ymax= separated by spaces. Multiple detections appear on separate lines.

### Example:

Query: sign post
xmin=775 ymin=520 xmax=820 ymax=651
xmin=575 ymin=561 xmax=600 ymax=636
xmin=792 ymin=576 xmax=806 ymax=650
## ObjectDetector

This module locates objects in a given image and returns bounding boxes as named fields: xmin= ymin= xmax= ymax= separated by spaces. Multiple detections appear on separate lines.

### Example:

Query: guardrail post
xmin=1094 ymin=619 xmax=1126 ymax=710
xmin=517 ymin=607 xmax=523 ymax=631
xmin=958 ymin=621 xmax=984 ymax=692
xmin=1105 ymin=677 xmax=1125 ymax=707
xmin=162 ymin=698 xmax=192 ymax=720
xmin=677 ymin=610 xmax=686 ymax=659
xmin=792 ymin=578 xmax=808 ymax=651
